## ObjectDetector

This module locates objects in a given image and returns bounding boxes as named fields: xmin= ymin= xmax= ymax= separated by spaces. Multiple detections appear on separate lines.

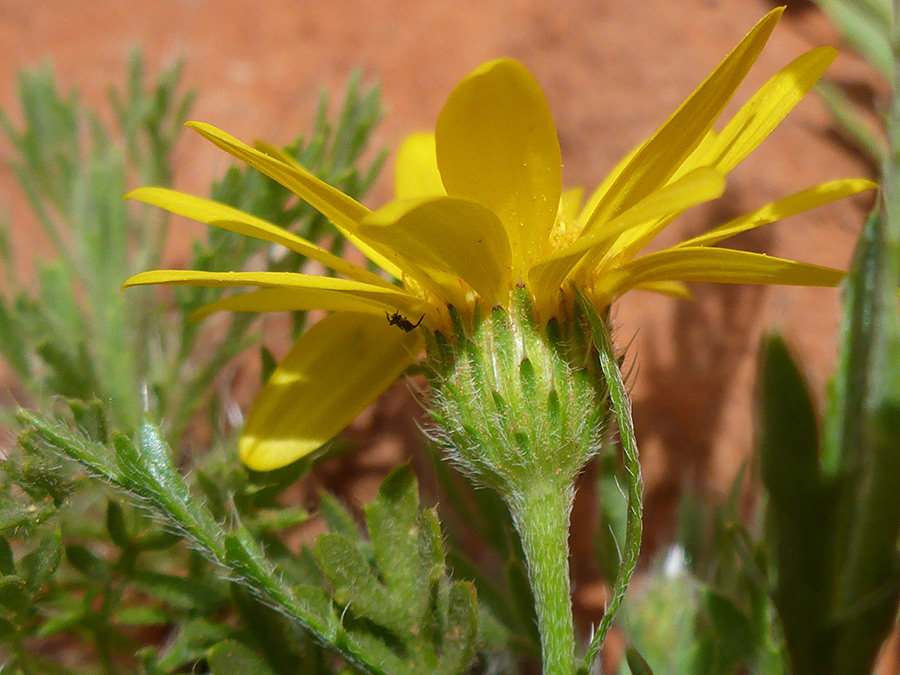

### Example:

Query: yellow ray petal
xmin=559 ymin=188 xmax=585 ymax=223
xmin=577 ymin=142 xmax=644 ymax=229
xmin=632 ymin=280 xmax=695 ymax=300
xmin=240 ymin=312 xmax=424 ymax=470
xmin=253 ymin=140 xmax=303 ymax=168
xmin=186 ymin=121 xmax=405 ymax=280
xmin=698 ymin=46 xmax=838 ymax=175
xmin=190 ymin=287 xmax=410 ymax=322
xmin=678 ymin=179 xmax=878 ymax=248
xmin=590 ymin=167 xmax=728 ymax=265
xmin=361 ymin=197 xmax=511 ymax=304
xmin=435 ymin=58 xmax=561 ymax=272
xmin=122 ymin=269 xmax=422 ymax=313
xmin=529 ymin=167 xmax=725 ymax=307
xmin=126 ymin=187 xmax=394 ymax=289
xmin=580 ymin=8 xmax=783 ymax=234
xmin=394 ymin=133 xmax=445 ymax=200
xmin=598 ymin=247 xmax=844 ymax=299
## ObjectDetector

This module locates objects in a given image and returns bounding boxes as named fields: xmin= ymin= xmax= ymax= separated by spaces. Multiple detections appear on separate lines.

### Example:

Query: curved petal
xmin=240 ymin=312 xmax=424 ymax=470
xmin=678 ymin=178 xmax=878 ymax=248
xmin=394 ymin=133 xmax=445 ymax=200
xmin=435 ymin=58 xmax=561 ymax=271
xmin=361 ymin=197 xmax=511 ymax=304
xmin=699 ymin=46 xmax=837 ymax=174
xmin=597 ymin=247 xmax=844 ymax=299
xmin=632 ymin=280 xmax=695 ymax=300
xmin=122 ymin=270 xmax=424 ymax=314
xmin=190 ymin=287 xmax=408 ymax=322
xmin=186 ymin=121 xmax=405 ymax=280
xmin=126 ymin=187 xmax=393 ymax=288
xmin=528 ymin=167 xmax=725 ymax=307
xmin=580 ymin=8 xmax=783 ymax=234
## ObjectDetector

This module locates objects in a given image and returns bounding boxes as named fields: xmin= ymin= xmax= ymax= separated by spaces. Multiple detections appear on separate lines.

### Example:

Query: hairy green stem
xmin=577 ymin=290 xmax=644 ymax=673
xmin=508 ymin=482 xmax=577 ymax=675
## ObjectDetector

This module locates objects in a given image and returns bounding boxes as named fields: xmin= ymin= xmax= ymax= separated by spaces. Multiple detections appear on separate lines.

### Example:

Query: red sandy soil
xmin=0 ymin=0 xmax=893 ymax=670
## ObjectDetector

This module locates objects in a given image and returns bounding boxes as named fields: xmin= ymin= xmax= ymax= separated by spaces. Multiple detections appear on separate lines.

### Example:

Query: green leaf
xmin=319 ymin=491 xmax=361 ymax=541
xmin=261 ymin=345 xmax=278 ymax=385
xmin=364 ymin=466 xmax=428 ymax=627
xmin=65 ymin=544 xmax=111 ymax=581
xmin=245 ymin=506 xmax=311 ymax=533
xmin=133 ymin=572 xmax=226 ymax=613
xmin=156 ymin=617 xmax=234 ymax=672
xmin=69 ymin=398 xmax=110 ymax=444
xmin=625 ymin=646 xmax=655 ymax=675
xmin=814 ymin=0 xmax=893 ymax=77
xmin=207 ymin=640 xmax=279 ymax=675
xmin=816 ymin=80 xmax=885 ymax=168
xmin=435 ymin=581 xmax=477 ymax=675
xmin=703 ymin=590 xmax=758 ymax=668
xmin=0 ymin=575 xmax=30 ymax=610
xmin=230 ymin=585 xmax=305 ymax=674
xmin=823 ymin=207 xmax=900 ymax=673
xmin=20 ymin=526 xmax=62 ymax=594
xmin=113 ymin=606 xmax=171 ymax=626
xmin=0 ymin=536 xmax=14 ymax=576
xmin=105 ymin=500 xmax=131 ymax=549
xmin=316 ymin=532 xmax=397 ymax=629
xmin=758 ymin=335 xmax=833 ymax=674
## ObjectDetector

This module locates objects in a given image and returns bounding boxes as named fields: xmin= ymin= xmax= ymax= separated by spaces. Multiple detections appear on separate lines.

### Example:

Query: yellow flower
xmin=124 ymin=7 xmax=875 ymax=471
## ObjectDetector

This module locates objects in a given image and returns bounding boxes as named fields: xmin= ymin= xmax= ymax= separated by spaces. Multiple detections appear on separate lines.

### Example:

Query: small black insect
xmin=386 ymin=311 xmax=424 ymax=332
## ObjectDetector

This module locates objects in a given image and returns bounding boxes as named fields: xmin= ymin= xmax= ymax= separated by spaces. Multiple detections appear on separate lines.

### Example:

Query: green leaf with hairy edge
xmin=823 ymin=206 xmax=900 ymax=674
xmin=364 ymin=466 xmax=428 ymax=630
xmin=418 ymin=508 xmax=446 ymax=586
xmin=435 ymin=581 xmax=477 ymax=675
xmin=319 ymin=491 xmax=361 ymax=542
xmin=17 ymin=410 xmax=121 ymax=481
xmin=223 ymin=530 xmax=338 ymax=640
xmin=576 ymin=289 xmax=644 ymax=674
xmin=316 ymin=532 xmax=398 ymax=629
xmin=0 ymin=495 xmax=55 ymax=532
xmin=69 ymin=398 xmax=110 ymax=444
xmin=595 ymin=444 xmax=628 ymax=581
xmin=207 ymin=640 xmax=279 ymax=675
xmin=758 ymin=335 xmax=833 ymax=674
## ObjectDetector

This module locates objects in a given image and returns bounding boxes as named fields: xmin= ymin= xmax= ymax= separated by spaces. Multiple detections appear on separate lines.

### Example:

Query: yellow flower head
xmin=124 ymin=8 xmax=875 ymax=470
